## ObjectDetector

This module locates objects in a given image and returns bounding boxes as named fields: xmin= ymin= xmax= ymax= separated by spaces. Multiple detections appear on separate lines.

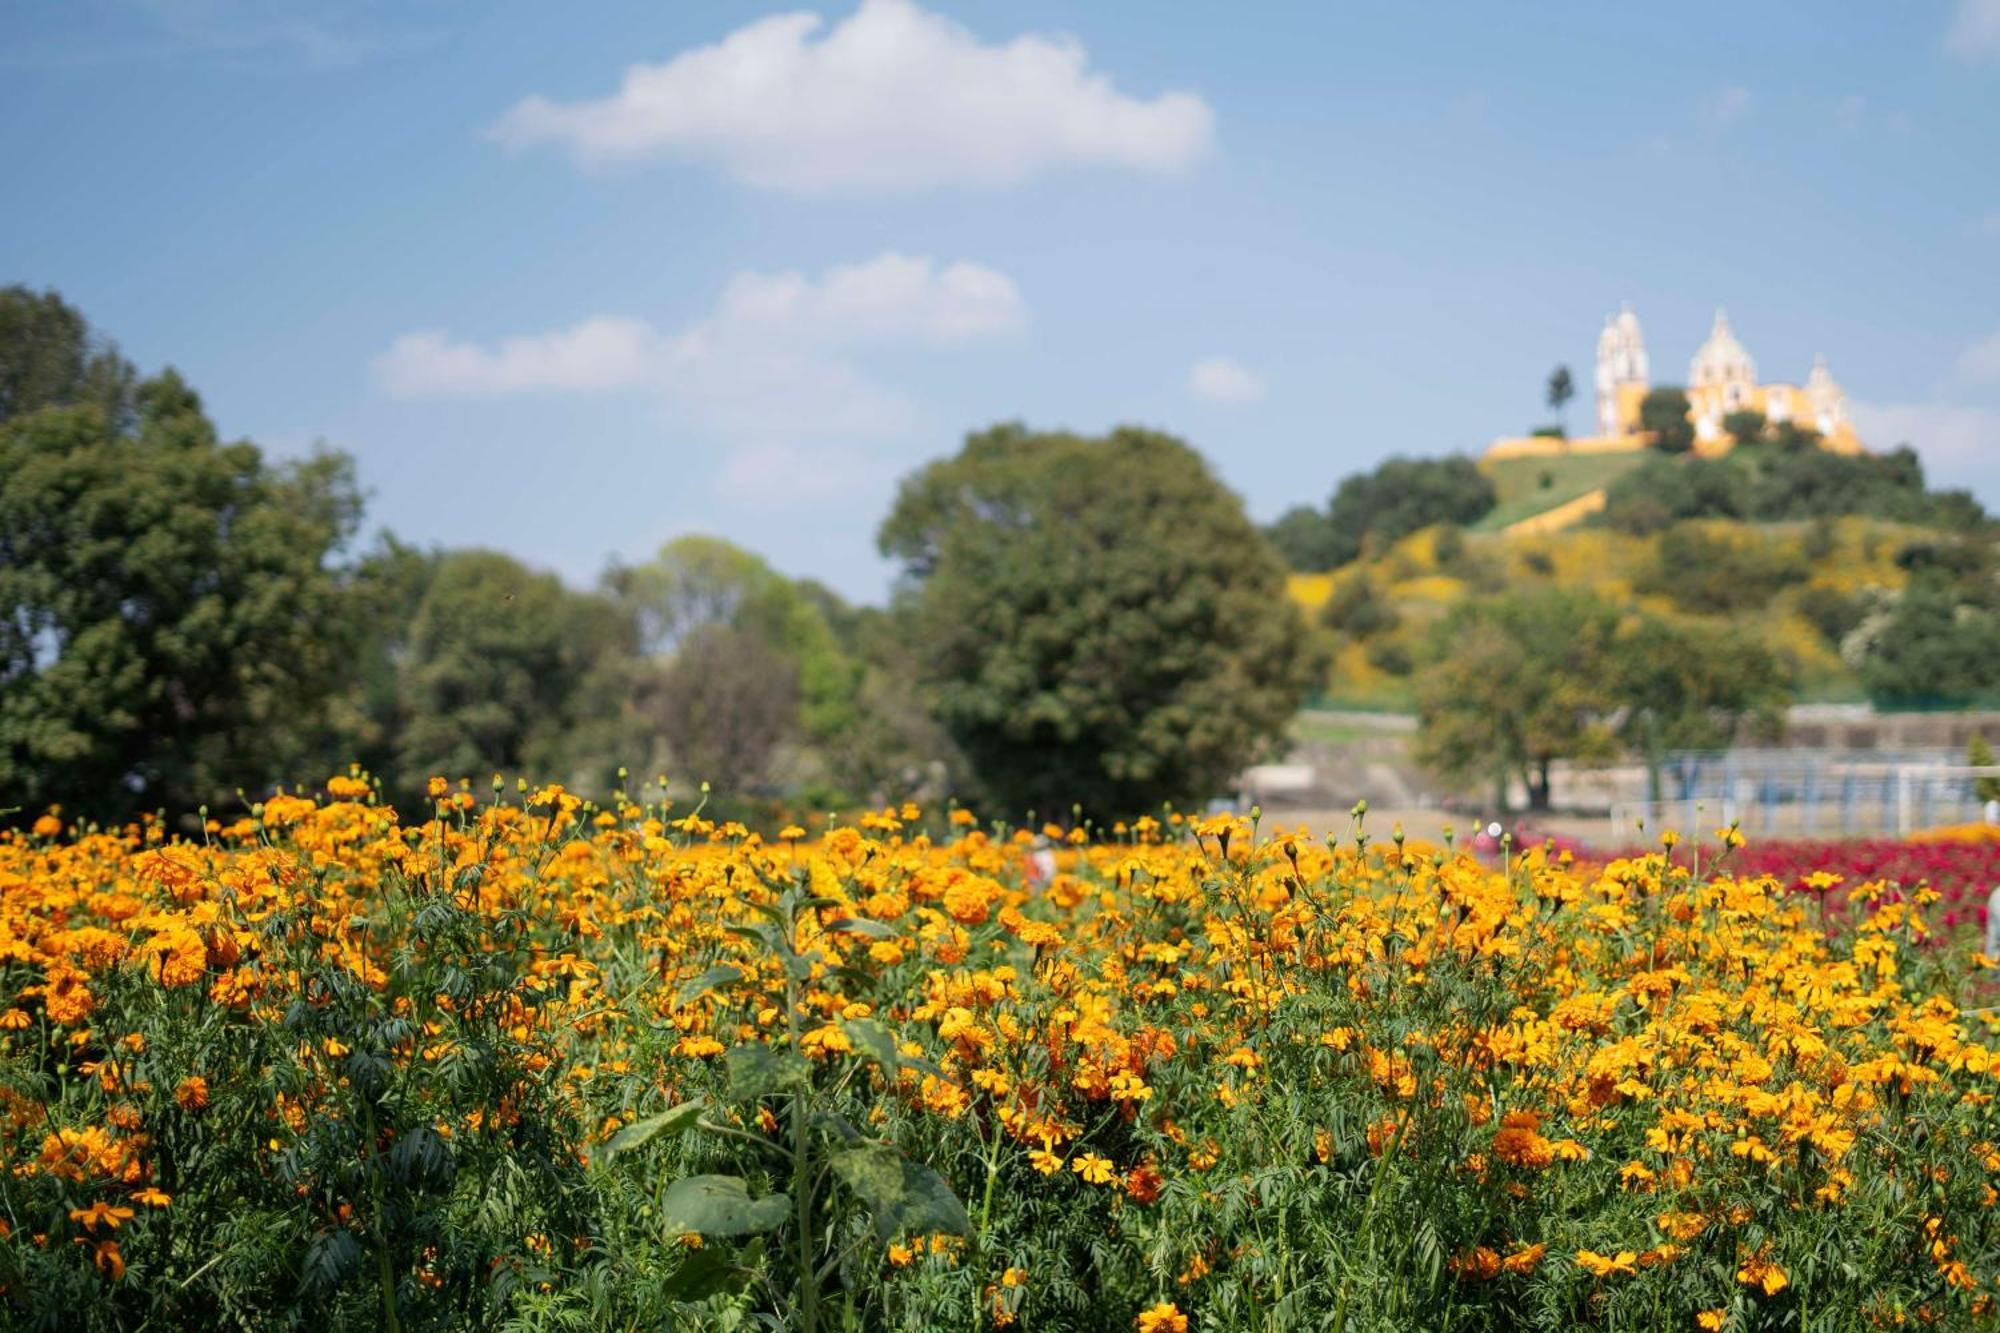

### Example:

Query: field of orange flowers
xmin=5 ymin=780 xmax=2000 ymax=1332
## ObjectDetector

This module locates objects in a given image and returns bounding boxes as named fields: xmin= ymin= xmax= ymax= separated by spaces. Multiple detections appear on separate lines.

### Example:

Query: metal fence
xmin=1608 ymin=760 xmax=2000 ymax=840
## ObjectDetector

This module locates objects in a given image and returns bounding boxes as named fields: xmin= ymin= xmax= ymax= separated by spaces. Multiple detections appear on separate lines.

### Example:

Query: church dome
xmin=1690 ymin=308 xmax=1756 ymax=387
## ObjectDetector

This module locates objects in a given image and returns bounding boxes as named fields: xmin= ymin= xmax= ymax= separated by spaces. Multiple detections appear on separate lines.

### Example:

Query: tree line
xmin=1 ymin=288 xmax=1317 ymax=825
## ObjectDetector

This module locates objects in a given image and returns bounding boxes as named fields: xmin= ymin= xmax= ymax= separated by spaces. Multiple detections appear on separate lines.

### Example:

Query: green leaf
xmin=657 ymin=1237 xmax=756 ymax=1301
xmin=831 ymin=1146 xmax=971 ymax=1241
xmin=842 ymin=1018 xmax=901 ymax=1074
xmin=659 ymin=1175 xmax=791 ymax=1238
xmin=823 ymin=916 xmax=895 ymax=940
xmin=675 ymin=965 xmax=743 ymax=1008
xmin=603 ymin=1098 xmax=708 ymax=1159
xmin=726 ymin=1044 xmax=808 ymax=1100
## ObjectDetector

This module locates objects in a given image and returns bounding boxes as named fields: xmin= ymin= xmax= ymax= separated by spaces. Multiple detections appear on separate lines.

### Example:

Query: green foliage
xmin=1266 ymin=503 xmax=1349 ymax=573
xmin=1324 ymin=455 xmax=1497 ymax=567
xmin=1545 ymin=364 xmax=1574 ymax=417
xmin=1268 ymin=457 xmax=1498 ymax=572
xmin=1639 ymin=387 xmax=1695 ymax=454
xmin=880 ymin=423 xmax=1317 ymax=818
xmin=0 ymin=284 xmax=136 ymax=428
xmin=1612 ymin=616 xmax=1794 ymax=800
xmin=0 ymin=370 xmax=363 ymax=821
xmin=1600 ymin=440 xmax=1989 ymax=534
xmin=1320 ymin=572 xmax=1400 ymax=637
xmin=1852 ymin=563 xmax=2000 ymax=708
xmin=1599 ymin=455 xmax=1745 ymax=534
xmin=388 ymin=549 xmax=626 ymax=801
xmin=1414 ymin=588 xmax=1623 ymax=809
xmin=1721 ymin=409 xmax=1767 ymax=444
xmin=1637 ymin=523 xmax=1809 ymax=615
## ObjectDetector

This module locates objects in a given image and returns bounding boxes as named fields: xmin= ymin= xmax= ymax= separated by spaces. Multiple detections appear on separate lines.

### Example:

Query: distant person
xmin=1986 ymin=885 xmax=2000 ymax=963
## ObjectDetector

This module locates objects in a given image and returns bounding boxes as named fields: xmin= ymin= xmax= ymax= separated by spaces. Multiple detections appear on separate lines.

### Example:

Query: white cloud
xmin=372 ymin=252 xmax=1022 ymax=442
xmin=713 ymin=253 xmax=1025 ymax=341
xmin=1188 ymin=357 xmax=1266 ymax=404
xmin=1948 ymin=0 xmax=2000 ymax=60
xmin=373 ymin=316 xmax=657 ymax=397
xmin=1957 ymin=329 xmax=2000 ymax=385
xmin=1701 ymin=86 xmax=1752 ymax=133
xmin=489 ymin=0 xmax=1213 ymax=192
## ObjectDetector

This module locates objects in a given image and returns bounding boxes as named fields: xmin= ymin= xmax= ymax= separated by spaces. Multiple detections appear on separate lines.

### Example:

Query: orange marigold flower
xmin=68 ymin=1202 xmax=135 ymax=1232
xmin=174 ymin=1076 xmax=210 ymax=1112
xmin=1136 ymin=1301 xmax=1188 ymax=1333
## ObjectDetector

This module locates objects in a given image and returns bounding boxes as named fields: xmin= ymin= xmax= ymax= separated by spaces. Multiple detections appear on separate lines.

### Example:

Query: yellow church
xmin=1487 ymin=305 xmax=1866 ymax=461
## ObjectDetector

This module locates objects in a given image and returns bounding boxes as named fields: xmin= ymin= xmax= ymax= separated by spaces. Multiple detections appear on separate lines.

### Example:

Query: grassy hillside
xmin=1472 ymin=451 xmax=1648 ymax=531
xmin=1289 ymin=516 xmax=1928 ymax=710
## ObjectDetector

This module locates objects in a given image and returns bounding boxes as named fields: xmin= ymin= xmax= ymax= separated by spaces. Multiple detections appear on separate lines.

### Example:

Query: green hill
xmin=1473 ymin=451 xmax=1647 ymax=531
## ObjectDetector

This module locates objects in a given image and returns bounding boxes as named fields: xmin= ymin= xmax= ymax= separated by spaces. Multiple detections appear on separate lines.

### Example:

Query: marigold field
xmin=7 ymin=783 xmax=2000 ymax=1332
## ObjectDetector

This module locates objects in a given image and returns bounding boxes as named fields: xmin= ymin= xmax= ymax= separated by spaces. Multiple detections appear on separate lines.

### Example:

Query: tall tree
xmin=0 ymin=368 xmax=362 ymax=820
xmin=1546 ymin=364 xmax=1574 ymax=434
xmin=1639 ymin=387 xmax=1695 ymax=454
xmin=1414 ymin=588 xmax=1622 ymax=810
xmin=1265 ymin=504 xmax=1346 ymax=573
xmin=391 ymin=549 xmax=628 ymax=795
xmin=1611 ymin=616 xmax=1792 ymax=802
xmin=1322 ymin=456 xmax=1497 ymax=567
xmin=880 ymin=423 xmax=1318 ymax=818
xmin=0 ymin=285 xmax=137 ymax=429
xmin=645 ymin=624 xmax=800 ymax=797
xmin=606 ymin=535 xmax=858 ymax=781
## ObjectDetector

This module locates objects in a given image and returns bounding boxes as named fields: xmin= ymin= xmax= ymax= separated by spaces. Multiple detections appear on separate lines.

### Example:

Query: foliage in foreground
xmin=6 ymin=786 xmax=2000 ymax=1331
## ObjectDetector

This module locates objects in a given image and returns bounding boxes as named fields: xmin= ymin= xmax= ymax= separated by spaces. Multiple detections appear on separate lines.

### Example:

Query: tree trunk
xmin=1527 ymin=757 xmax=1552 ymax=812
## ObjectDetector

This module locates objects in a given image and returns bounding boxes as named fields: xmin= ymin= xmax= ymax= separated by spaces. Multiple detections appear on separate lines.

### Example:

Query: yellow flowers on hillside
xmin=3 ymin=780 xmax=1999 ymax=1329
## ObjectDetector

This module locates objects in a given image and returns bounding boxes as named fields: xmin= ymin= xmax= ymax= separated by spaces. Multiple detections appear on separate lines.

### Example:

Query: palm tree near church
xmin=1546 ymin=364 xmax=1574 ymax=437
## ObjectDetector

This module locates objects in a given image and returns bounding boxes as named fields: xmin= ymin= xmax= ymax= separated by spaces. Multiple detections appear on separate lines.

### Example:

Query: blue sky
xmin=5 ymin=0 xmax=1998 ymax=599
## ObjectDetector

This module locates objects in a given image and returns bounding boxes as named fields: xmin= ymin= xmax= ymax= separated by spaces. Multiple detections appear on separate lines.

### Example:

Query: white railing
xmin=1608 ymin=765 xmax=2000 ymax=841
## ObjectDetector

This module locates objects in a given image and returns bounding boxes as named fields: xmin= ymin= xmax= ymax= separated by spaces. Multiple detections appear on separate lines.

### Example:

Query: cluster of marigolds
xmin=5 ymin=776 xmax=2000 ymax=1331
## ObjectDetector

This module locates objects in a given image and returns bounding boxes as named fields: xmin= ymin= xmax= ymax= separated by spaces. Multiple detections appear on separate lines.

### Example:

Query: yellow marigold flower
xmin=132 ymin=1187 xmax=171 ymax=1207
xmin=1135 ymin=1301 xmax=1188 ymax=1333
xmin=1575 ymin=1249 xmax=1638 ymax=1278
xmin=1072 ymin=1153 xmax=1117 ymax=1186
xmin=1696 ymin=1309 xmax=1727 ymax=1331
xmin=1736 ymin=1252 xmax=1788 ymax=1296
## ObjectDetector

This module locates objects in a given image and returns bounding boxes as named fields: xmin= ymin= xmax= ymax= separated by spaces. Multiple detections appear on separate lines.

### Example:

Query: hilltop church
xmin=1488 ymin=306 xmax=1865 ymax=460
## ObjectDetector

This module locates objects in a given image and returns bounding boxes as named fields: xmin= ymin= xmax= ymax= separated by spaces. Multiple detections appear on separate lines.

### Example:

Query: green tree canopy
xmin=1636 ymin=523 xmax=1809 ymax=615
xmin=1414 ymin=588 xmax=1622 ymax=810
xmin=1265 ymin=504 xmax=1349 ymax=573
xmin=0 ymin=285 xmax=137 ymax=429
xmin=880 ymin=423 xmax=1318 ymax=818
xmin=391 ymin=549 xmax=628 ymax=796
xmin=1546 ymin=364 xmax=1574 ymax=432
xmin=1612 ymin=616 xmax=1793 ymax=801
xmin=606 ymin=534 xmax=859 ymax=765
xmin=1640 ymin=387 xmax=1695 ymax=454
xmin=1852 ymin=564 xmax=2000 ymax=709
xmin=0 ymin=368 xmax=362 ymax=821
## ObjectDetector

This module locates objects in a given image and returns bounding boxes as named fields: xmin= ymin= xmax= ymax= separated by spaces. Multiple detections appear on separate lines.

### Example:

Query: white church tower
xmin=1595 ymin=305 xmax=1649 ymax=436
